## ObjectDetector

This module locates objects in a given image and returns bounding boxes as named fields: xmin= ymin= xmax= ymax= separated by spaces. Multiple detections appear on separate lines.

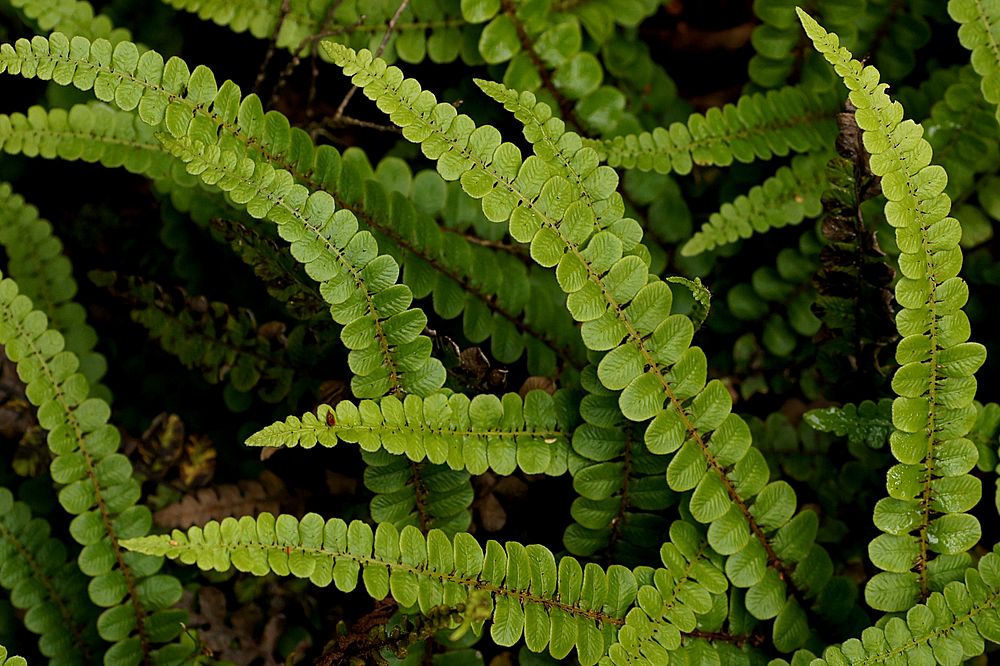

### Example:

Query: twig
xmin=254 ymin=0 xmax=292 ymax=94
xmin=331 ymin=0 xmax=411 ymax=121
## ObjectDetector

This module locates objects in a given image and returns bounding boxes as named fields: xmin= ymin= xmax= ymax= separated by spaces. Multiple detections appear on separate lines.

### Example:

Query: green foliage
xmin=804 ymin=400 xmax=894 ymax=449
xmin=800 ymin=7 xmax=986 ymax=612
xmin=0 ymin=183 xmax=108 ymax=400
xmin=1 ymin=2 xmax=1000 ymax=665
xmin=0 ymin=487 xmax=99 ymax=664
xmin=248 ymin=389 xmax=573 ymax=475
xmin=592 ymin=86 xmax=839 ymax=175
xmin=0 ymin=271 xmax=189 ymax=665
xmin=122 ymin=512 xmax=706 ymax=666
xmin=683 ymin=152 xmax=828 ymax=256
xmin=0 ymin=645 xmax=26 ymax=666
xmin=950 ymin=0 xmax=1000 ymax=125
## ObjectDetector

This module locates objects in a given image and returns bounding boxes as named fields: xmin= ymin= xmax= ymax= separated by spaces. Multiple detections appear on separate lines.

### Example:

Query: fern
xmin=950 ymin=0 xmax=1000 ymax=125
xmin=0 ymin=183 xmax=108 ymax=400
xmin=0 ymin=270 xmax=190 ymax=665
xmin=326 ymin=41 xmax=843 ymax=651
xmin=564 ymin=365 xmax=673 ymax=566
xmin=591 ymin=86 xmax=839 ymax=175
xmin=122 ymin=512 xmax=723 ymax=666
xmin=776 ymin=544 xmax=1000 ymax=665
xmin=683 ymin=152 xmax=829 ymax=256
xmin=248 ymin=390 xmax=574 ymax=476
xmin=800 ymin=8 xmax=987 ymax=612
xmin=0 ymin=487 xmax=99 ymax=664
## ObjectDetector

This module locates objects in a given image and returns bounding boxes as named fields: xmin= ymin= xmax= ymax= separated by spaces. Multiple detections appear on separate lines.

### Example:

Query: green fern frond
xmin=949 ymin=0 xmax=1000 ymax=126
xmin=924 ymin=68 xmax=1000 ymax=200
xmin=363 ymin=452 xmax=473 ymax=537
xmin=122 ymin=512 xmax=725 ymax=665
xmin=682 ymin=152 xmax=829 ymax=256
xmin=777 ymin=544 xmax=1000 ymax=666
xmin=0 ymin=103 xmax=182 ymax=183
xmin=164 ymin=0 xmax=469 ymax=63
xmin=564 ymin=366 xmax=673 ymax=565
xmin=589 ymin=86 xmax=839 ymax=175
xmin=247 ymin=390 xmax=574 ymax=476
xmin=0 ymin=34 xmax=585 ymax=378
xmin=325 ymin=41 xmax=840 ymax=651
xmin=0 ymin=271 xmax=190 ymax=664
xmin=0 ymin=183 xmax=108 ymax=400
xmin=804 ymin=400 xmax=895 ymax=450
xmin=800 ymin=8 xmax=987 ymax=611
xmin=8 ymin=0 xmax=132 ymax=44
xmin=0 ymin=487 xmax=99 ymax=664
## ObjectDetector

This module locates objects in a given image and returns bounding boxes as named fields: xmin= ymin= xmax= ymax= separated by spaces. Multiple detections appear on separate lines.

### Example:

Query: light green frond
xmin=800 ymin=8 xmax=987 ymax=611
xmin=0 ymin=271 xmax=190 ymax=664
xmin=0 ymin=183 xmax=108 ymax=400
xmin=682 ymin=152 xmax=829 ymax=256
xmin=122 ymin=512 xmax=725 ymax=665
xmin=246 ymin=389 xmax=574 ymax=476
xmin=588 ymin=86 xmax=839 ymax=175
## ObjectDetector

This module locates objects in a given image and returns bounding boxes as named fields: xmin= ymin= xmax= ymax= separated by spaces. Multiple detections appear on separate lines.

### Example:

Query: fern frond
xmin=97 ymin=272 xmax=298 ymax=405
xmin=0 ymin=487 xmax=99 ymax=664
xmin=682 ymin=152 xmax=829 ymax=256
xmin=949 ymin=0 xmax=1000 ymax=126
xmin=590 ymin=86 xmax=839 ymax=175
xmin=800 ymin=8 xmax=987 ymax=611
xmin=924 ymin=67 xmax=1000 ymax=200
xmin=0 ymin=33 xmax=448 ymax=399
xmin=122 ymin=512 xmax=726 ymax=665
xmin=247 ymin=390 xmax=574 ymax=476
xmin=604 ymin=520 xmax=730 ymax=664
xmin=564 ymin=366 xmax=673 ymax=566
xmin=0 ymin=34 xmax=586 ymax=377
xmin=0 ymin=183 xmax=108 ymax=400
xmin=362 ymin=452 xmax=473 ymax=536
xmin=0 ymin=271 xmax=190 ymax=664
xmin=804 ymin=400 xmax=895 ymax=450
xmin=8 ymin=0 xmax=132 ymax=44
xmin=777 ymin=544 xmax=1000 ymax=666
xmin=326 ymin=42 xmax=841 ymax=652
xmin=0 ymin=103 xmax=181 ymax=183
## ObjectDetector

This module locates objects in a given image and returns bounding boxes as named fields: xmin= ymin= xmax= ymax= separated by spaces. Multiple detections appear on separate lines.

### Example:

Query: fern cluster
xmin=0 ymin=0 xmax=999 ymax=664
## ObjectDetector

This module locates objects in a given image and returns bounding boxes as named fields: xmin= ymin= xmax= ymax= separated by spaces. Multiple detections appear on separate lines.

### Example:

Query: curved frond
xmin=801 ymin=8 xmax=987 ymax=611
xmin=122 ymin=512 xmax=727 ymax=665
xmin=0 ymin=271 xmax=190 ymax=664
xmin=682 ymin=152 xmax=829 ymax=256
xmin=0 ymin=183 xmax=108 ymax=399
